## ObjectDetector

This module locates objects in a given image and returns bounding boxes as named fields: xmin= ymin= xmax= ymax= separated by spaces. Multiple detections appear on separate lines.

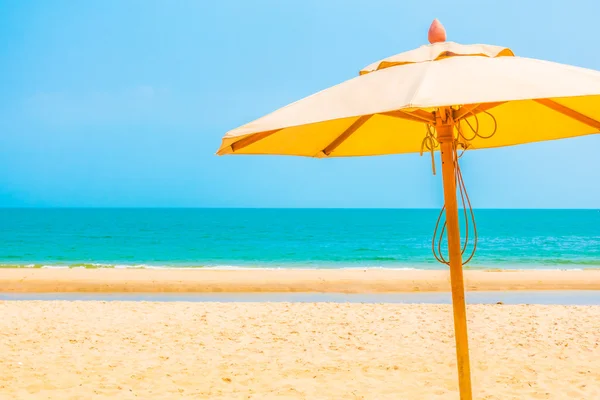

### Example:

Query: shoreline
xmin=1 ymin=268 xmax=599 ymax=293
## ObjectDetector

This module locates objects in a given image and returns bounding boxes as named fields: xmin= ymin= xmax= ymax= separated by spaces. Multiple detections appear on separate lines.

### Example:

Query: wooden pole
xmin=436 ymin=111 xmax=473 ymax=400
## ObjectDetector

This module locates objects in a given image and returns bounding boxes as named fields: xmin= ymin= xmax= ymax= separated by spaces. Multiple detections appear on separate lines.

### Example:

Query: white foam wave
xmin=4 ymin=263 xmax=592 ymax=272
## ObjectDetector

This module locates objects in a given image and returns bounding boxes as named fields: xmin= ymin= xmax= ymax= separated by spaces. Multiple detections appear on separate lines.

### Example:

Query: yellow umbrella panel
xmin=218 ymin=47 xmax=600 ymax=157
xmin=216 ymin=24 xmax=600 ymax=400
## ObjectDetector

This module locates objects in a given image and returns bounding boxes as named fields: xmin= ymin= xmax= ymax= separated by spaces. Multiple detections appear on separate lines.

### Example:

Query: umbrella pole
xmin=437 ymin=120 xmax=473 ymax=400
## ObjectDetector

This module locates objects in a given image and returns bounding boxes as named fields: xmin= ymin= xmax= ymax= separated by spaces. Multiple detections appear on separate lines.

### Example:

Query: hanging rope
xmin=420 ymin=123 xmax=439 ymax=175
xmin=456 ymin=110 xmax=498 ymax=142
xmin=424 ymin=109 xmax=498 ymax=266
xmin=431 ymin=141 xmax=477 ymax=265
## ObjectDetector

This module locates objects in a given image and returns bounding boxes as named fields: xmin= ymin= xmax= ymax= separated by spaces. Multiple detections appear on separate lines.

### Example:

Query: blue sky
xmin=0 ymin=0 xmax=599 ymax=208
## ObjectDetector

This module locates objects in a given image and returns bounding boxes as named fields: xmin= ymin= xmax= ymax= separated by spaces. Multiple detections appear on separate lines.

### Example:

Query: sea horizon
xmin=1 ymin=207 xmax=599 ymax=210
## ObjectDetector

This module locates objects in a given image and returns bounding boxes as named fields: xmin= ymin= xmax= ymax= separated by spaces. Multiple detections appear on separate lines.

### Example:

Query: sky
xmin=0 ymin=0 xmax=599 ymax=208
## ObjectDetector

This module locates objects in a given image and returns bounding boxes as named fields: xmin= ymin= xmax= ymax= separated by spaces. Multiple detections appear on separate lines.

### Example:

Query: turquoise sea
xmin=0 ymin=209 xmax=598 ymax=270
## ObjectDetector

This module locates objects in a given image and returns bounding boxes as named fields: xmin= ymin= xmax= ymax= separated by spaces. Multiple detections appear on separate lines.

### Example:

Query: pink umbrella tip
xmin=428 ymin=19 xmax=446 ymax=44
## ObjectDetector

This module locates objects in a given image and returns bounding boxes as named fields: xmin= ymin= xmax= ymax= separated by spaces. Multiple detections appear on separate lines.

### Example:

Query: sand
xmin=1 ymin=268 xmax=600 ymax=293
xmin=0 ymin=301 xmax=598 ymax=399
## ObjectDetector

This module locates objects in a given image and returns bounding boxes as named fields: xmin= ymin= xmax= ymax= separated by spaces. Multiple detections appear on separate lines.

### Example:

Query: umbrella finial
xmin=428 ymin=19 xmax=446 ymax=44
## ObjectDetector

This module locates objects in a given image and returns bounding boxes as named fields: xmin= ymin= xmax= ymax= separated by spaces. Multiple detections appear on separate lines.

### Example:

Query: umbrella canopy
xmin=217 ymin=42 xmax=600 ymax=157
xmin=216 ymin=20 xmax=600 ymax=400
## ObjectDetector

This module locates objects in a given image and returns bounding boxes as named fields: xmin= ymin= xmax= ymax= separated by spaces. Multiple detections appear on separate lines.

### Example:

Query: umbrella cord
xmin=420 ymin=124 xmax=439 ymax=175
xmin=431 ymin=142 xmax=478 ymax=265
xmin=427 ymin=110 xmax=497 ymax=266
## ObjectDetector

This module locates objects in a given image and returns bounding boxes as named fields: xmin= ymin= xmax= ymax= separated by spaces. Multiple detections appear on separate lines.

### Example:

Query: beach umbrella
xmin=216 ymin=19 xmax=600 ymax=399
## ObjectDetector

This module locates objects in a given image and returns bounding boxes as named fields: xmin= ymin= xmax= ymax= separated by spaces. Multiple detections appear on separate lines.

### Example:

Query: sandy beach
xmin=2 ymin=269 xmax=599 ymax=399
xmin=0 ymin=301 xmax=597 ymax=399
xmin=1 ymin=268 xmax=600 ymax=293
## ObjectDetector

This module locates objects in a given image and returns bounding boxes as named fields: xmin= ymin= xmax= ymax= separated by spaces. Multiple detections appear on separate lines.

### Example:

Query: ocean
xmin=0 ymin=209 xmax=598 ymax=270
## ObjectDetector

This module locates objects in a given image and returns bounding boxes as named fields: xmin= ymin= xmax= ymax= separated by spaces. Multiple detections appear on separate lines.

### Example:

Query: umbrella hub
xmin=434 ymin=107 xmax=454 ymax=142
xmin=421 ymin=106 xmax=499 ymax=160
